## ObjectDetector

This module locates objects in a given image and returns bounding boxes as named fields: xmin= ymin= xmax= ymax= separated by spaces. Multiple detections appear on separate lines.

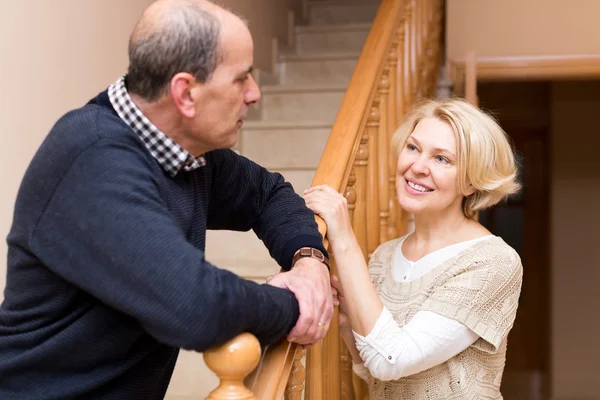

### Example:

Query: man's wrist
xmin=281 ymin=235 xmax=329 ymax=270
xmin=292 ymin=247 xmax=330 ymax=270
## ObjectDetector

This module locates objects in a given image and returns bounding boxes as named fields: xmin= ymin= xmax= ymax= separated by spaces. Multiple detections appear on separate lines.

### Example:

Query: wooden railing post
xmin=367 ymin=94 xmax=381 ymax=257
xmin=353 ymin=134 xmax=369 ymax=258
xmin=323 ymin=261 xmax=341 ymax=400
xmin=204 ymin=333 xmax=261 ymax=400
xmin=339 ymin=172 xmax=358 ymax=400
xmin=305 ymin=341 xmax=323 ymax=400
xmin=403 ymin=0 xmax=414 ymax=109
xmin=409 ymin=0 xmax=419 ymax=101
xmin=285 ymin=348 xmax=306 ymax=400
xmin=384 ymin=42 xmax=398 ymax=241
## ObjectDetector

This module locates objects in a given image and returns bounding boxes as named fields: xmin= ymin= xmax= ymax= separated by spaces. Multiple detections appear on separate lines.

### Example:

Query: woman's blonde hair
xmin=391 ymin=98 xmax=521 ymax=218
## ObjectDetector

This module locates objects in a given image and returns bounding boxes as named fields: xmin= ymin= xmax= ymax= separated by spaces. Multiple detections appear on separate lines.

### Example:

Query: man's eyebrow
xmin=237 ymin=66 xmax=253 ymax=78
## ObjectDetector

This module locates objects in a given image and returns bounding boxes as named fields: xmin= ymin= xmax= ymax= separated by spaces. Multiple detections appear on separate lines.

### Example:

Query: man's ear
xmin=170 ymin=72 xmax=199 ymax=118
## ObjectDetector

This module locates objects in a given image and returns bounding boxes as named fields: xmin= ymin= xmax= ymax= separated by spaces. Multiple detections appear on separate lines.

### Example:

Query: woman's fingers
xmin=330 ymin=274 xmax=342 ymax=291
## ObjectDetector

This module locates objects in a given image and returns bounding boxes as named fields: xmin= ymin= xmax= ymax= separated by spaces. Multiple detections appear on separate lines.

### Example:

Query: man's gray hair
xmin=127 ymin=1 xmax=221 ymax=101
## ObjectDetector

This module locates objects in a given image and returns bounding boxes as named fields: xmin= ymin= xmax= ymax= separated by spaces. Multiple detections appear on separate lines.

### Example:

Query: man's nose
xmin=245 ymin=74 xmax=261 ymax=104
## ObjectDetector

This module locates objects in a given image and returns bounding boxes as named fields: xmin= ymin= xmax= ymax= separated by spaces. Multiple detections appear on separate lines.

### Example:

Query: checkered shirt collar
xmin=108 ymin=75 xmax=206 ymax=177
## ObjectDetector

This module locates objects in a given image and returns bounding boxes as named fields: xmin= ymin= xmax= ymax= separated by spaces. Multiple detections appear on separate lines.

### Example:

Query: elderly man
xmin=0 ymin=0 xmax=333 ymax=398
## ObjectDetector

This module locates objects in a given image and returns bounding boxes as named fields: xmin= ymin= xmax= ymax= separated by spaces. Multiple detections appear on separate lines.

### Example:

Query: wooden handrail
xmin=205 ymin=0 xmax=445 ymax=398
xmin=311 ymin=0 xmax=404 ymax=196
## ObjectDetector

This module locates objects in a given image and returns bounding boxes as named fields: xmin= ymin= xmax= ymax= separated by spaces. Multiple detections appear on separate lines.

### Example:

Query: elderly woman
xmin=304 ymin=99 xmax=523 ymax=399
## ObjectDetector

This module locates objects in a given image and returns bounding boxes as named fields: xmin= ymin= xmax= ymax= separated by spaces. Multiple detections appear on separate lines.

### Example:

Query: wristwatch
xmin=292 ymin=247 xmax=330 ymax=269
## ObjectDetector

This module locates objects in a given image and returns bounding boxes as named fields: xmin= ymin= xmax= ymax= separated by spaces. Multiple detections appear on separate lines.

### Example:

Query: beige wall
xmin=0 ymin=0 xmax=155 ymax=301
xmin=447 ymin=0 xmax=600 ymax=60
xmin=550 ymin=81 xmax=600 ymax=400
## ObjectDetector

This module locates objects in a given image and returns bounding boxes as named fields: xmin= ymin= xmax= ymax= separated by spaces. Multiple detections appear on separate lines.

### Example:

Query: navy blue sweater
xmin=0 ymin=91 xmax=326 ymax=399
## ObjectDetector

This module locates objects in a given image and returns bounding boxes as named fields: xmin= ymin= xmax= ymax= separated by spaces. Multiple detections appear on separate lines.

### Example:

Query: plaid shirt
xmin=108 ymin=76 xmax=206 ymax=177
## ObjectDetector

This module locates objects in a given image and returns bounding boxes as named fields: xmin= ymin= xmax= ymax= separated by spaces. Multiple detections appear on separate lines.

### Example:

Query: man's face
xmin=187 ymin=21 xmax=260 ymax=153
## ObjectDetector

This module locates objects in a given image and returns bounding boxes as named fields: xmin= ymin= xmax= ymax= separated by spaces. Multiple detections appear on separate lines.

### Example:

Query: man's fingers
xmin=315 ymin=278 xmax=334 ymax=341
xmin=287 ymin=293 xmax=315 ymax=343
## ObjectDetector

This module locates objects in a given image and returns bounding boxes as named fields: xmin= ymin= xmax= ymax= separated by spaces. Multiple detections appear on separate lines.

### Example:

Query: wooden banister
xmin=204 ymin=0 xmax=445 ymax=398
xmin=311 ymin=0 xmax=404 ymax=195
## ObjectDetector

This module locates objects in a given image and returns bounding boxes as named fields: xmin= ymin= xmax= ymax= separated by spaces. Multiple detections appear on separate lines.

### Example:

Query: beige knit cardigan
xmin=367 ymin=236 xmax=523 ymax=400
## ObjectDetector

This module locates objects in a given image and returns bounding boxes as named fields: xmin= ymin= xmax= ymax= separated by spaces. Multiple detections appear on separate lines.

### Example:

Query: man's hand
xmin=266 ymin=257 xmax=333 ymax=346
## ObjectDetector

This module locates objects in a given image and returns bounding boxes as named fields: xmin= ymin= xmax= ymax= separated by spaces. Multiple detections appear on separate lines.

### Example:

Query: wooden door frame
xmin=449 ymin=54 xmax=600 ymax=83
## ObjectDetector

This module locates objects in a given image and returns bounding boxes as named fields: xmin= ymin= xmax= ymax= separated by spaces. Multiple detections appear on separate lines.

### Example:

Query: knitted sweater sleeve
xmin=29 ymin=140 xmax=299 ymax=351
xmin=206 ymin=149 xmax=326 ymax=269
xmin=420 ymin=244 xmax=523 ymax=352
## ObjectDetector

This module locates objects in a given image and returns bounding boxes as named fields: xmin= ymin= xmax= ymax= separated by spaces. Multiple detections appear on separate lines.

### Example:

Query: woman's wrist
xmin=329 ymin=231 xmax=358 ymax=253
xmin=340 ymin=325 xmax=354 ymax=340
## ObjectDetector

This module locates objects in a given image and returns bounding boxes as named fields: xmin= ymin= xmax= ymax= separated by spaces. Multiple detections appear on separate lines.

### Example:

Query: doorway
xmin=477 ymin=81 xmax=552 ymax=400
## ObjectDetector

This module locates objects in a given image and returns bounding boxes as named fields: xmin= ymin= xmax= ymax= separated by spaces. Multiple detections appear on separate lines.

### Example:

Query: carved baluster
xmin=305 ymin=341 xmax=323 ymax=400
xmin=366 ymin=95 xmax=381 ymax=257
xmin=353 ymin=128 xmax=369 ymax=258
xmin=285 ymin=348 xmax=307 ymax=400
xmin=341 ymin=174 xmax=358 ymax=400
xmin=385 ymin=42 xmax=398 ymax=241
xmin=388 ymin=21 xmax=410 ymax=239
xmin=396 ymin=21 xmax=406 ymax=124
xmin=410 ymin=0 xmax=419 ymax=101
xmin=339 ymin=337 xmax=355 ymax=400
xmin=323 ymin=258 xmax=341 ymax=400
xmin=204 ymin=333 xmax=261 ymax=400
xmin=345 ymin=170 xmax=357 ymax=219
xmin=403 ymin=1 xmax=414 ymax=109
xmin=433 ymin=0 xmax=444 ymax=87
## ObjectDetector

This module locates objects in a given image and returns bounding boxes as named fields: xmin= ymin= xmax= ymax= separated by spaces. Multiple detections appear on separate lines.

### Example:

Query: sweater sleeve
xmin=29 ymin=140 xmax=299 ymax=351
xmin=205 ymin=149 xmax=327 ymax=269
xmin=420 ymin=246 xmax=523 ymax=352
xmin=352 ymin=309 xmax=479 ymax=381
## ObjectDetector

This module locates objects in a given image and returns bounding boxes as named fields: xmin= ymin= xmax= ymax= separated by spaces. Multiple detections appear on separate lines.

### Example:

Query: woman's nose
xmin=410 ymin=157 xmax=430 ymax=175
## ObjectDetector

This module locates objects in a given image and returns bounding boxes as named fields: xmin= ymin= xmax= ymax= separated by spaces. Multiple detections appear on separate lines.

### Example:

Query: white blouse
xmin=351 ymin=234 xmax=495 ymax=381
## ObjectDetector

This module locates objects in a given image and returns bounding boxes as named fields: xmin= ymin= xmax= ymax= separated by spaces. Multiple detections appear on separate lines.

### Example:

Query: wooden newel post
xmin=204 ymin=333 xmax=261 ymax=400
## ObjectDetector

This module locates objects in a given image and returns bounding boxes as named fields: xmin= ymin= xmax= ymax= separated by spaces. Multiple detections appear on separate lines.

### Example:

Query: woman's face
xmin=396 ymin=117 xmax=465 ymax=216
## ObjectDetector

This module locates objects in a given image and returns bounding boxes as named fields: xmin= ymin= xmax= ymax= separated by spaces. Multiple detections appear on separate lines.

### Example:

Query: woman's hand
xmin=331 ymin=274 xmax=351 ymax=331
xmin=304 ymin=185 xmax=354 ymax=245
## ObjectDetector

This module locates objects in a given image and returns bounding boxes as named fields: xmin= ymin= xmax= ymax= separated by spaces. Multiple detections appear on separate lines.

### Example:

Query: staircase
xmin=166 ymin=1 xmax=380 ymax=399
xmin=206 ymin=1 xmax=378 ymax=284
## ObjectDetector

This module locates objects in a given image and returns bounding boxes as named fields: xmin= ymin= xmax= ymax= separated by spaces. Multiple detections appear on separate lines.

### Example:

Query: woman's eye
xmin=407 ymin=144 xmax=417 ymax=151
xmin=436 ymin=155 xmax=449 ymax=164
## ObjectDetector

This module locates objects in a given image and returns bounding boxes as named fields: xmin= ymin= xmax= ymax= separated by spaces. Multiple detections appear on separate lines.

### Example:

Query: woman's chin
xmin=397 ymin=197 xmax=426 ymax=214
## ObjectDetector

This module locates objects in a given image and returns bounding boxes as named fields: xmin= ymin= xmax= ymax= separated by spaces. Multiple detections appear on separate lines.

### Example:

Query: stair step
xmin=241 ymin=121 xmax=331 ymax=169
xmin=308 ymin=1 xmax=379 ymax=25
xmin=260 ymin=84 xmax=346 ymax=122
xmin=278 ymin=52 xmax=359 ymax=85
xmin=205 ymin=230 xmax=275 ymax=269
xmin=294 ymin=23 xmax=371 ymax=54
xmin=279 ymin=51 xmax=360 ymax=62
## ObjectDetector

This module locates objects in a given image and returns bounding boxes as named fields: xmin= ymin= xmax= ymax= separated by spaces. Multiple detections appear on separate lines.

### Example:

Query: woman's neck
xmin=411 ymin=209 xmax=470 ymax=247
